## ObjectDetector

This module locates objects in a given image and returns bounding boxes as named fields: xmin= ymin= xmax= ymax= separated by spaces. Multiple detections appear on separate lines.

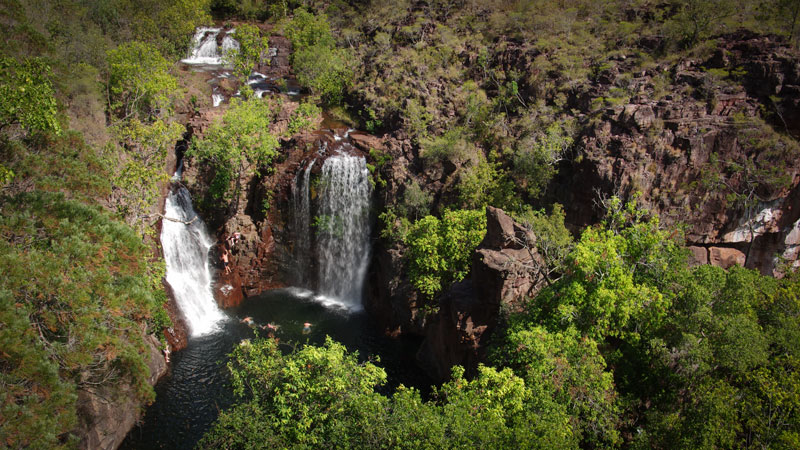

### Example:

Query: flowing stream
xmin=161 ymin=186 xmax=226 ymax=336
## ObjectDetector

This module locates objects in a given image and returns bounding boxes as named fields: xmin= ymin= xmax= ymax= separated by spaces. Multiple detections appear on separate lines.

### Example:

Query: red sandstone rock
xmin=709 ymin=247 xmax=746 ymax=269
xmin=417 ymin=207 xmax=546 ymax=381
xmin=688 ymin=246 xmax=709 ymax=266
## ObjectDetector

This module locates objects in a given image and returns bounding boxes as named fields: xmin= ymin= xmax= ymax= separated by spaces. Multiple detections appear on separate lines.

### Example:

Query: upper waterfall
xmin=181 ymin=27 xmax=238 ymax=65
xmin=161 ymin=186 xmax=226 ymax=336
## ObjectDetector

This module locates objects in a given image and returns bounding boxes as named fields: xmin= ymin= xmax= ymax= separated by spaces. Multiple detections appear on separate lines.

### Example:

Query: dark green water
xmin=120 ymin=288 xmax=429 ymax=449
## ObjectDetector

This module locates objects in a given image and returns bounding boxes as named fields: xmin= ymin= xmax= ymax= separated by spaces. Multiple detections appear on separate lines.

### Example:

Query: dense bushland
xmin=1 ymin=0 xmax=210 ymax=445
xmin=201 ymin=199 xmax=800 ymax=448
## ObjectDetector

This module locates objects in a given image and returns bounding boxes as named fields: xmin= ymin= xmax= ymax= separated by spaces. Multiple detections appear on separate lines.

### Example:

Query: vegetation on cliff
xmin=1 ymin=0 xmax=209 ymax=445
xmin=2 ymin=0 xmax=800 ymax=447
xmin=199 ymin=1 xmax=800 ymax=447
xmin=202 ymin=199 xmax=800 ymax=448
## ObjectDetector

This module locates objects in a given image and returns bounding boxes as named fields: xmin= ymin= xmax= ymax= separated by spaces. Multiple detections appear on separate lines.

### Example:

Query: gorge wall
xmin=173 ymin=29 xmax=800 ymax=384
xmin=364 ymin=32 xmax=800 ymax=380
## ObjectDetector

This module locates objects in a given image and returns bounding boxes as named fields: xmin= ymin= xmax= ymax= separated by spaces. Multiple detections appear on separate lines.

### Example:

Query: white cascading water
xmin=221 ymin=33 xmax=240 ymax=58
xmin=212 ymin=93 xmax=224 ymax=107
xmin=161 ymin=186 xmax=226 ymax=336
xmin=291 ymin=159 xmax=315 ymax=285
xmin=182 ymin=27 xmax=239 ymax=66
xmin=182 ymin=27 xmax=221 ymax=64
xmin=315 ymin=155 xmax=372 ymax=308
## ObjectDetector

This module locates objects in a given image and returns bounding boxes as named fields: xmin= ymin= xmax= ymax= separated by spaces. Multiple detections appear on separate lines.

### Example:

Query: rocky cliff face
xmin=556 ymin=31 xmax=800 ymax=276
xmin=417 ymin=207 xmax=546 ymax=381
xmin=75 ymin=333 xmax=167 ymax=450
xmin=367 ymin=32 xmax=800 ymax=380
xmin=173 ymin=28 xmax=800 ymax=385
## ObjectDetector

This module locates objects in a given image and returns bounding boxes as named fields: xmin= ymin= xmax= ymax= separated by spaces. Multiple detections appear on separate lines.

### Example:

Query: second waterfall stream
xmin=161 ymin=186 xmax=226 ymax=336
xmin=291 ymin=151 xmax=372 ymax=310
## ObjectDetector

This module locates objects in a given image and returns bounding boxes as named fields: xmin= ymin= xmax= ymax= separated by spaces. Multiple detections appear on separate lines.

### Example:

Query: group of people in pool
xmin=239 ymin=316 xmax=313 ymax=336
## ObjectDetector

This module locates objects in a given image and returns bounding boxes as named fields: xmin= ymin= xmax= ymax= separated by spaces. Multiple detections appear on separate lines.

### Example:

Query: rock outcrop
xmin=76 ymin=333 xmax=167 ymax=450
xmin=416 ymin=207 xmax=546 ymax=381
xmin=554 ymin=32 xmax=800 ymax=276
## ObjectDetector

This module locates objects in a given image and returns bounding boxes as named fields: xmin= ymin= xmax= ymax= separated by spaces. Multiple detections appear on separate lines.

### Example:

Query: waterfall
xmin=315 ymin=155 xmax=372 ymax=308
xmin=292 ymin=159 xmax=315 ymax=285
xmin=161 ymin=186 xmax=226 ymax=336
xmin=212 ymin=93 xmax=224 ymax=107
xmin=182 ymin=27 xmax=239 ymax=66
xmin=182 ymin=27 xmax=221 ymax=64
xmin=221 ymin=34 xmax=240 ymax=58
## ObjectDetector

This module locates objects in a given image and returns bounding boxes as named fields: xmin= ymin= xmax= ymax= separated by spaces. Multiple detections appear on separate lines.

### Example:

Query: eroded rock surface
xmin=417 ymin=207 xmax=546 ymax=381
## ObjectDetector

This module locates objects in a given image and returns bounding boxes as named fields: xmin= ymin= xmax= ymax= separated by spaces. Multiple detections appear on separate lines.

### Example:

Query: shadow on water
xmin=121 ymin=288 xmax=431 ymax=449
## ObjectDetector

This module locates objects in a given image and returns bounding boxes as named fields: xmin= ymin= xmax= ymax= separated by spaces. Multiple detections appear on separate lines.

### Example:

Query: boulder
xmin=350 ymin=131 xmax=385 ymax=152
xmin=688 ymin=246 xmax=709 ymax=266
xmin=709 ymin=247 xmax=746 ymax=269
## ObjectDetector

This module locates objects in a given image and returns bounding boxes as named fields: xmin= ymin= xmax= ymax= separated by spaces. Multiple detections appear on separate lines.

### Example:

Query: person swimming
xmin=240 ymin=316 xmax=255 ymax=328
xmin=302 ymin=322 xmax=312 ymax=334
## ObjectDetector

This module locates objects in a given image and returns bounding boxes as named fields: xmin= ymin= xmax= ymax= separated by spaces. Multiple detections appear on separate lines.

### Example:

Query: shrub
xmin=406 ymin=209 xmax=486 ymax=298
xmin=0 ymin=57 xmax=61 ymax=135
xmin=188 ymin=98 xmax=279 ymax=202
xmin=226 ymin=23 xmax=269 ymax=80
xmin=106 ymin=41 xmax=178 ymax=119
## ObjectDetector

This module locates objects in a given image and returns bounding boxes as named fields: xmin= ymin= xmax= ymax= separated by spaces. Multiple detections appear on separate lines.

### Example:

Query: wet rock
xmin=215 ymin=268 xmax=245 ymax=308
xmin=162 ymin=279 xmax=188 ymax=351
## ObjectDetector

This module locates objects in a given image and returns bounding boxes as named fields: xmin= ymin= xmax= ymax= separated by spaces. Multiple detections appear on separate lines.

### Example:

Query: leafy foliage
xmin=510 ymin=121 xmax=573 ymax=199
xmin=200 ymin=337 xmax=579 ymax=449
xmin=106 ymin=41 xmax=178 ymax=120
xmin=0 ymin=57 xmax=61 ymax=135
xmin=0 ymin=192 xmax=169 ymax=448
xmin=492 ymin=326 xmax=621 ymax=447
xmin=286 ymin=99 xmax=322 ymax=135
xmin=284 ymin=7 xmax=353 ymax=103
xmin=406 ymin=209 xmax=486 ymax=298
xmin=525 ymin=197 xmax=685 ymax=341
xmin=226 ymin=23 xmax=269 ymax=80
xmin=107 ymin=118 xmax=184 ymax=234
xmin=188 ymin=98 xmax=279 ymax=202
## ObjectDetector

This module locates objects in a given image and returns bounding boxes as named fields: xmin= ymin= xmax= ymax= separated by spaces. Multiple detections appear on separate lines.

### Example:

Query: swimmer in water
xmin=302 ymin=322 xmax=312 ymax=335
xmin=240 ymin=316 xmax=256 ymax=328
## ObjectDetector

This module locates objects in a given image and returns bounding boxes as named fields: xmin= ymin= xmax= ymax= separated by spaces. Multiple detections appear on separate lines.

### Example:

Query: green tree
xmin=199 ymin=337 xmax=388 ymax=448
xmin=284 ymin=7 xmax=352 ymax=103
xmin=491 ymin=326 xmax=621 ymax=447
xmin=108 ymin=118 xmax=184 ymax=234
xmin=283 ymin=7 xmax=335 ymax=51
xmin=0 ymin=57 xmax=61 ymax=135
xmin=510 ymin=122 xmax=572 ymax=199
xmin=406 ymin=209 xmax=486 ymax=298
xmin=286 ymin=99 xmax=322 ymax=135
xmin=200 ymin=337 xmax=579 ymax=449
xmin=188 ymin=98 xmax=279 ymax=203
xmin=665 ymin=0 xmax=736 ymax=47
xmin=226 ymin=23 xmax=269 ymax=80
xmin=106 ymin=41 xmax=178 ymax=119
xmin=524 ymin=197 xmax=685 ymax=341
